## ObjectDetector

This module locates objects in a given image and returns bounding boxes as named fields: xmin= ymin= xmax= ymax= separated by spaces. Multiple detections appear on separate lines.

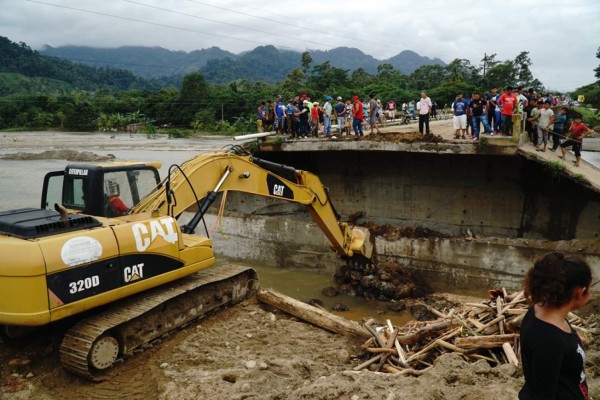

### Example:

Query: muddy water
xmin=224 ymin=258 xmax=414 ymax=326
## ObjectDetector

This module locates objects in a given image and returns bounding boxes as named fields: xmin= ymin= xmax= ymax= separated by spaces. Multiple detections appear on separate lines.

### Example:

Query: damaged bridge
xmin=205 ymin=121 xmax=600 ymax=294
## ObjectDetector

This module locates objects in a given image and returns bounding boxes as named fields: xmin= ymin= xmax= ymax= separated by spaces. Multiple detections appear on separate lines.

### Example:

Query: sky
xmin=1 ymin=0 xmax=599 ymax=91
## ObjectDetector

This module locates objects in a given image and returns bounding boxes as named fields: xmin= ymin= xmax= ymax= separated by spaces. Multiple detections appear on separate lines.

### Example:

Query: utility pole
xmin=483 ymin=53 xmax=487 ymax=78
xmin=221 ymin=103 xmax=224 ymax=122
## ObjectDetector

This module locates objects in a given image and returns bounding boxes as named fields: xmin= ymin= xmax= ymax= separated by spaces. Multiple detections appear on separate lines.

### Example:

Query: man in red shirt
xmin=560 ymin=116 xmax=593 ymax=167
xmin=497 ymin=86 xmax=519 ymax=136
xmin=352 ymin=96 xmax=364 ymax=137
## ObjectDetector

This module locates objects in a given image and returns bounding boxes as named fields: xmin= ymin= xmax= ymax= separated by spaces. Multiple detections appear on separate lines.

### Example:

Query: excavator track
xmin=59 ymin=264 xmax=258 ymax=381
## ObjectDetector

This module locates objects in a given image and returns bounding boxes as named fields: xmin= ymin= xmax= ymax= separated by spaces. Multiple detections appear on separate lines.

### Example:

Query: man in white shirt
xmin=417 ymin=92 xmax=432 ymax=134
xmin=536 ymin=101 xmax=555 ymax=152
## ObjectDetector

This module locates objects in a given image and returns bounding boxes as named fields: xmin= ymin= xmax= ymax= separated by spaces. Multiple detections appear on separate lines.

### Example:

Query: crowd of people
xmin=256 ymin=93 xmax=442 ymax=139
xmin=257 ymin=94 xmax=387 ymax=139
xmin=256 ymin=89 xmax=593 ymax=166
xmin=449 ymin=87 xmax=594 ymax=166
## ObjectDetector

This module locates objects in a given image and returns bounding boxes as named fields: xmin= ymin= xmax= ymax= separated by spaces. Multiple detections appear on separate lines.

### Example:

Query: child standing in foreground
xmin=519 ymin=252 xmax=592 ymax=400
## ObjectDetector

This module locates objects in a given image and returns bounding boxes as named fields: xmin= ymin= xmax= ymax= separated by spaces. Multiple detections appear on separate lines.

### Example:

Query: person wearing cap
xmin=311 ymin=102 xmax=320 ymax=137
xmin=299 ymin=100 xmax=310 ymax=138
xmin=322 ymin=96 xmax=333 ymax=136
xmin=560 ymin=116 xmax=593 ymax=167
xmin=497 ymin=86 xmax=519 ymax=136
xmin=352 ymin=96 xmax=364 ymax=137
xmin=334 ymin=97 xmax=346 ymax=135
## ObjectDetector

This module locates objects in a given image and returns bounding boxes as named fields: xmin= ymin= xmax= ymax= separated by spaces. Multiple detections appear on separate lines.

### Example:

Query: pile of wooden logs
xmin=354 ymin=288 xmax=595 ymax=375
xmin=256 ymin=287 xmax=595 ymax=376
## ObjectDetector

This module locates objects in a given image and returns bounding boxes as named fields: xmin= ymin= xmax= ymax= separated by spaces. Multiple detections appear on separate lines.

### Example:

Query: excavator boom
xmin=132 ymin=151 xmax=373 ymax=260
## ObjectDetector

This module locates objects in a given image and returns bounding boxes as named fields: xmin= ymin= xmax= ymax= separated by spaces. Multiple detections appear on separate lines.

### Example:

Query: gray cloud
xmin=1 ymin=0 xmax=599 ymax=90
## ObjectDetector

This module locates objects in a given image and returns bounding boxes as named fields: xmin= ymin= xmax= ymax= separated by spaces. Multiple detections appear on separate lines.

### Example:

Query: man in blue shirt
xmin=451 ymin=93 xmax=469 ymax=139
xmin=334 ymin=97 xmax=347 ymax=135
xmin=274 ymin=95 xmax=284 ymax=134
xmin=285 ymin=99 xmax=294 ymax=135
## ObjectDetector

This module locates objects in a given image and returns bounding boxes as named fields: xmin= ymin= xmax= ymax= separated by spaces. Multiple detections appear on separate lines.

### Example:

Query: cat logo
xmin=273 ymin=184 xmax=285 ymax=196
xmin=124 ymin=263 xmax=144 ymax=283
xmin=132 ymin=217 xmax=178 ymax=252
xmin=266 ymin=174 xmax=293 ymax=200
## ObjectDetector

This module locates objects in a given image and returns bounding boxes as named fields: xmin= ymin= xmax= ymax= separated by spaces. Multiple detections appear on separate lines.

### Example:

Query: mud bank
xmin=2 ymin=297 xmax=598 ymax=400
xmin=1 ymin=150 xmax=115 ymax=162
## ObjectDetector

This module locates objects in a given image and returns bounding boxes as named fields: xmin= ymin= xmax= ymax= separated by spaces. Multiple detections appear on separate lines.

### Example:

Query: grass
xmin=544 ymin=160 xmax=592 ymax=187
xmin=572 ymin=173 xmax=590 ymax=185
xmin=544 ymin=160 xmax=567 ymax=180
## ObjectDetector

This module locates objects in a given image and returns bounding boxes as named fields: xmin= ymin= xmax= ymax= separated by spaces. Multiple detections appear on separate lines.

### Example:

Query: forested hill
xmin=41 ymin=44 xmax=237 ymax=80
xmin=0 ymin=36 xmax=154 ymax=93
xmin=40 ymin=44 xmax=446 ymax=83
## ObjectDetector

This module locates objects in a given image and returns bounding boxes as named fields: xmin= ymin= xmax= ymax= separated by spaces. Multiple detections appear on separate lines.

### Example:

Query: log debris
xmin=354 ymin=288 xmax=596 ymax=374
xmin=257 ymin=288 xmax=370 ymax=338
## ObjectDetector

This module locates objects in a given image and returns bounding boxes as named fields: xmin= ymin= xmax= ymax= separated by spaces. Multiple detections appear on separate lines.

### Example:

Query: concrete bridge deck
xmin=260 ymin=117 xmax=600 ymax=194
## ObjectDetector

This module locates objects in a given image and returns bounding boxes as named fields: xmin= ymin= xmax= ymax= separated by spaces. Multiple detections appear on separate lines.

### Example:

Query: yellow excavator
xmin=0 ymin=148 xmax=372 ymax=380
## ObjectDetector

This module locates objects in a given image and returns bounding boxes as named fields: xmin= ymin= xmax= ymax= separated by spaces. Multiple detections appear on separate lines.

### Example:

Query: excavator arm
xmin=131 ymin=151 xmax=372 ymax=260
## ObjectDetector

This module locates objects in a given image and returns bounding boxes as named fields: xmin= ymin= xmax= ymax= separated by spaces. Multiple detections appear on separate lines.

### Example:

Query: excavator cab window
xmin=103 ymin=169 xmax=160 ymax=217
xmin=41 ymin=171 xmax=64 ymax=209
xmin=42 ymin=171 xmax=87 ymax=211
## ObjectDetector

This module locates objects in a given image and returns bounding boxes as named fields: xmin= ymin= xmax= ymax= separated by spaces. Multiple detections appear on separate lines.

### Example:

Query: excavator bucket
xmin=349 ymin=226 xmax=374 ymax=260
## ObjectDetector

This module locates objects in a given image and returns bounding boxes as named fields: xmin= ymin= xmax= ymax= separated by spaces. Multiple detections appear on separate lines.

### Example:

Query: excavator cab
xmin=42 ymin=162 xmax=162 ymax=217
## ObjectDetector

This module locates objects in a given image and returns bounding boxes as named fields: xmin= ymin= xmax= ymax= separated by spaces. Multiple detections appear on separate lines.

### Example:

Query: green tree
xmin=63 ymin=101 xmax=97 ymax=131
xmin=309 ymin=61 xmax=349 ymax=95
xmin=485 ymin=61 xmax=517 ymax=88
xmin=350 ymin=68 xmax=373 ymax=89
xmin=595 ymin=46 xmax=600 ymax=80
xmin=444 ymin=59 xmax=481 ymax=86
xmin=513 ymin=51 xmax=534 ymax=87
xmin=281 ymin=68 xmax=306 ymax=97
xmin=408 ymin=64 xmax=446 ymax=90
xmin=177 ymin=72 xmax=211 ymax=126
xmin=301 ymin=51 xmax=313 ymax=75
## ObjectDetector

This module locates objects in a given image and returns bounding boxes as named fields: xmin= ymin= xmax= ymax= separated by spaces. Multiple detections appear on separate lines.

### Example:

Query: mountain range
xmin=40 ymin=45 xmax=446 ymax=83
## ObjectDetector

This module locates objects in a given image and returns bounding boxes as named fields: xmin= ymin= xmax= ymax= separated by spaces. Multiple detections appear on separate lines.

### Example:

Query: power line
xmin=188 ymin=0 xmax=402 ymax=53
xmin=25 ymin=0 xmax=275 ymax=48
xmin=25 ymin=0 xmax=398 ymax=68
xmin=123 ymin=0 xmax=326 ymax=48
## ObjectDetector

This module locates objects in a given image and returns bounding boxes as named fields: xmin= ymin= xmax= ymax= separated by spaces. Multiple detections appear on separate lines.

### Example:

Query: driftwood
xmin=257 ymin=288 xmax=370 ymax=338
xmin=502 ymin=342 xmax=519 ymax=367
xmin=396 ymin=320 xmax=455 ymax=346
xmin=456 ymin=334 xmax=519 ymax=350
xmin=354 ymin=288 xmax=596 ymax=375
